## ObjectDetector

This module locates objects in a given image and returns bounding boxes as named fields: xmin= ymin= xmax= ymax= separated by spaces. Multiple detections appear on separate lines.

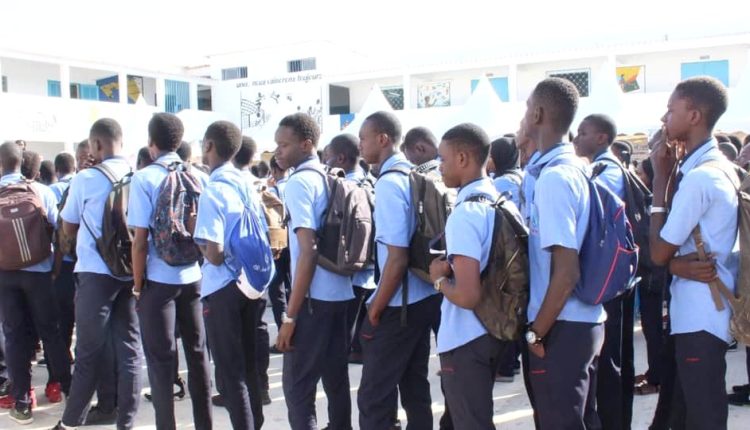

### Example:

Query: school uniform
xmin=659 ymin=139 xmax=738 ymax=430
xmin=525 ymin=143 xmax=605 ymax=430
xmin=439 ymin=177 xmax=506 ymax=429
xmin=358 ymin=152 xmax=440 ymax=430
xmin=194 ymin=163 xmax=267 ymax=430
xmin=58 ymin=157 xmax=142 ymax=429
xmin=592 ymin=149 xmax=635 ymax=430
xmin=266 ymin=176 xmax=292 ymax=329
xmin=51 ymin=173 xmax=76 ymax=363
xmin=281 ymin=157 xmax=353 ymax=430
xmin=493 ymin=169 xmax=523 ymax=209
xmin=128 ymin=152 xmax=212 ymax=430
xmin=519 ymin=151 xmax=541 ymax=225
xmin=344 ymin=168 xmax=377 ymax=358
xmin=0 ymin=174 xmax=71 ymax=412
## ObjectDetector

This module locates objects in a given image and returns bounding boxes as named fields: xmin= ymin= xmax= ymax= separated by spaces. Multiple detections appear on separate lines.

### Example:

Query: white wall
xmin=410 ymin=66 xmax=510 ymax=107
xmin=1 ymin=58 xmax=60 ymax=96
xmin=517 ymin=57 xmax=608 ymax=102
xmin=69 ymin=67 xmax=116 ymax=85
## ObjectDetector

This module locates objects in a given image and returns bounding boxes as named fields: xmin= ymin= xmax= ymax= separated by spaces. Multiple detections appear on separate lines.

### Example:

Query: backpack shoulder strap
xmin=92 ymin=164 xmax=118 ymax=185
xmin=379 ymin=165 xmax=411 ymax=178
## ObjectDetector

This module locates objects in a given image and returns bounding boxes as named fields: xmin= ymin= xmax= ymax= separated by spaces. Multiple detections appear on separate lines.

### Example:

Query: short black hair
xmin=149 ymin=113 xmax=184 ymax=152
xmin=176 ymin=141 xmax=192 ymax=162
xmin=715 ymin=133 xmax=730 ymax=143
xmin=204 ymin=120 xmax=243 ymax=161
xmin=54 ymin=152 xmax=75 ymax=175
xmin=327 ymin=134 xmax=360 ymax=164
xmin=0 ymin=141 xmax=22 ymax=172
xmin=583 ymin=114 xmax=618 ymax=145
xmin=40 ymin=160 xmax=55 ymax=184
xmin=234 ymin=136 xmax=258 ymax=167
xmin=674 ymin=76 xmax=728 ymax=130
xmin=252 ymin=160 xmax=270 ymax=178
xmin=532 ymin=78 xmax=580 ymax=134
xmin=278 ymin=113 xmax=320 ymax=147
xmin=442 ymin=123 xmax=491 ymax=164
xmin=641 ymin=157 xmax=654 ymax=183
xmin=77 ymin=139 xmax=90 ymax=151
xmin=90 ymin=118 xmax=123 ymax=141
xmin=744 ymin=134 xmax=750 ymax=146
xmin=727 ymin=135 xmax=742 ymax=154
xmin=365 ymin=111 xmax=402 ymax=145
xmin=490 ymin=137 xmax=520 ymax=174
xmin=403 ymin=127 xmax=437 ymax=150
xmin=137 ymin=146 xmax=154 ymax=168
xmin=719 ymin=142 xmax=738 ymax=161
xmin=21 ymin=150 xmax=42 ymax=180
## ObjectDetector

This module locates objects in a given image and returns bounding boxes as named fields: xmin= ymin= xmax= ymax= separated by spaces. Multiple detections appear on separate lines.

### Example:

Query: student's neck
xmin=1 ymin=168 xmax=20 ymax=177
xmin=209 ymin=160 xmax=229 ymax=172
xmin=378 ymin=147 xmax=397 ymax=166
xmin=459 ymin=171 xmax=486 ymax=188
xmin=535 ymin=129 xmax=566 ymax=153
xmin=684 ymin=129 xmax=713 ymax=154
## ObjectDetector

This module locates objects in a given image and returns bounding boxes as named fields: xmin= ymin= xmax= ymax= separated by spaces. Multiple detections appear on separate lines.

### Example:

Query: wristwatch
xmin=281 ymin=312 xmax=296 ymax=324
xmin=434 ymin=276 xmax=448 ymax=292
xmin=525 ymin=328 xmax=543 ymax=345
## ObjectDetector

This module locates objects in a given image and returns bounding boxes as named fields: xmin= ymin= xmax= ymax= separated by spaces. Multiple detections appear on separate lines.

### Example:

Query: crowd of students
xmin=0 ymin=74 xmax=747 ymax=430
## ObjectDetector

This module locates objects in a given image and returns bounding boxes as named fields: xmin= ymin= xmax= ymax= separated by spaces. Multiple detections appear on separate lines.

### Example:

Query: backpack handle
xmin=691 ymin=226 xmax=738 ymax=312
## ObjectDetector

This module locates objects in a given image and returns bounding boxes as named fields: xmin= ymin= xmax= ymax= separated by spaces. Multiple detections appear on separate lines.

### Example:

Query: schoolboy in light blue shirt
xmin=194 ymin=120 xmax=266 ymax=430
xmin=649 ymin=77 xmax=737 ymax=430
xmin=177 ymin=141 xmax=209 ymax=188
xmin=574 ymin=113 xmax=634 ymax=430
xmin=489 ymin=136 xmax=524 ymax=209
xmin=54 ymin=119 xmax=139 ymax=430
xmin=273 ymin=113 xmax=353 ymax=430
xmin=430 ymin=123 xmax=511 ymax=429
xmin=127 ymin=113 xmax=211 ymax=430
xmin=522 ymin=78 xmax=605 ymax=429
xmin=357 ymin=111 xmax=440 ymax=430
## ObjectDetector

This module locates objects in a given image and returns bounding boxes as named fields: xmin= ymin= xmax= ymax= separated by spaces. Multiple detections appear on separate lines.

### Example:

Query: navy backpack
xmin=547 ymin=157 xmax=639 ymax=305
xmin=215 ymin=178 xmax=275 ymax=292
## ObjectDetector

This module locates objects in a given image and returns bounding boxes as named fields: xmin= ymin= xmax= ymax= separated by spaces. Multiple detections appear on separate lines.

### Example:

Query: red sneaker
xmin=45 ymin=382 xmax=63 ymax=403
xmin=0 ymin=388 xmax=36 ymax=409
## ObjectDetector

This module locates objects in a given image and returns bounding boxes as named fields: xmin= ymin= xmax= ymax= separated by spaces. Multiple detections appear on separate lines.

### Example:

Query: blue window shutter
xmin=80 ymin=84 xmax=99 ymax=100
xmin=165 ymin=80 xmax=190 ymax=113
xmin=681 ymin=60 xmax=729 ymax=86
xmin=48 ymin=80 xmax=61 ymax=97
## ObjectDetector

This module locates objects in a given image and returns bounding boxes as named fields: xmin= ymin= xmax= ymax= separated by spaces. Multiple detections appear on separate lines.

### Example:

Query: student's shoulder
xmin=31 ymin=182 xmax=57 ymax=205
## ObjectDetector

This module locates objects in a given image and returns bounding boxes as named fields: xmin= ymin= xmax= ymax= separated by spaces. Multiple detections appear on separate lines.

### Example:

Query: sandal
xmin=634 ymin=380 xmax=659 ymax=396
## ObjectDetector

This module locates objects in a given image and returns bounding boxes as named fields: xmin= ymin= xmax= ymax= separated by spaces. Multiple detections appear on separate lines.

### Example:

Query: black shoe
xmin=728 ymin=340 xmax=739 ymax=351
xmin=270 ymin=345 xmax=283 ymax=354
xmin=37 ymin=358 xmax=48 ymax=367
xmin=10 ymin=406 xmax=33 ymax=424
xmin=212 ymin=394 xmax=225 ymax=407
xmin=174 ymin=377 xmax=186 ymax=400
xmin=85 ymin=405 xmax=117 ymax=425
xmin=262 ymin=390 xmax=271 ymax=405
xmin=0 ymin=379 xmax=10 ymax=397
xmin=733 ymin=383 xmax=750 ymax=394
xmin=51 ymin=422 xmax=66 ymax=430
xmin=729 ymin=391 xmax=750 ymax=406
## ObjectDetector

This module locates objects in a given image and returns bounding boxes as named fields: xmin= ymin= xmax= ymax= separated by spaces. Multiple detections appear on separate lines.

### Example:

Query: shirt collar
xmin=59 ymin=173 xmax=75 ymax=182
xmin=345 ymin=167 xmax=366 ymax=181
xmin=680 ymin=138 xmax=719 ymax=175
xmin=155 ymin=152 xmax=181 ymax=164
xmin=526 ymin=143 xmax=575 ymax=178
xmin=380 ymin=152 xmax=410 ymax=173
xmin=0 ymin=172 xmax=24 ymax=183
xmin=456 ymin=177 xmax=497 ymax=204
xmin=209 ymin=162 xmax=235 ymax=181
xmin=294 ymin=156 xmax=322 ymax=171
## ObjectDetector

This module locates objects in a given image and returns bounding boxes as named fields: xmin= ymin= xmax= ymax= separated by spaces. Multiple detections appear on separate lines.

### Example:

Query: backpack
xmin=260 ymin=189 xmax=287 ymax=253
xmin=596 ymin=156 xmax=654 ymax=281
xmin=292 ymin=166 xmax=374 ymax=276
xmin=690 ymin=161 xmax=750 ymax=345
xmin=81 ymin=165 xmax=135 ymax=278
xmin=216 ymin=178 xmax=275 ymax=292
xmin=150 ymin=161 xmax=202 ymax=266
xmin=381 ymin=164 xmax=457 ymax=284
xmin=466 ymin=195 xmax=530 ymax=341
xmin=547 ymin=157 xmax=639 ymax=305
xmin=55 ymin=184 xmax=77 ymax=259
xmin=0 ymin=181 xmax=54 ymax=270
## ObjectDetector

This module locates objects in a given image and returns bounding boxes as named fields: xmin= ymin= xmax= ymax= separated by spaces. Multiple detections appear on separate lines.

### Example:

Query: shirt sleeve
xmin=59 ymin=177 xmax=80 ymax=225
xmin=374 ymin=176 xmax=411 ymax=247
xmin=126 ymin=171 xmax=153 ymax=229
xmin=535 ymin=169 xmax=581 ymax=251
xmin=285 ymin=175 xmax=319 ymax=233
xmin=594 ymin=162 xmax=625 ymax=201
xmin=39 ymin=186 xmax=58 ymax=229
xmin=446 ymin=205 xmax=482 ymax=263
xmin=661 ymin=171 xmax=709 ymax=247
xmin=193 ymin=187 xmax=226 ymax=245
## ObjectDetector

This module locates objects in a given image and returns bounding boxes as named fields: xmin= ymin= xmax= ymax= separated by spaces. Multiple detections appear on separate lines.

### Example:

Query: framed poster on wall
xmin=616 ymin=66 xmax=645 ymax=93
xmin=417 ymin=81 xmax=451 ymax=108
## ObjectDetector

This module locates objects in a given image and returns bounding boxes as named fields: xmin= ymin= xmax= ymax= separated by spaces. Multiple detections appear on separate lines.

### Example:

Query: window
xmin=547 ymin=69 xmax=591 ymax=97
xmin=47 ymin=80 xmax=61 ymax=97
xmin=381 ymin=86 xmax=404 ymax=110
xmin=79 ymin=84 xmax=99 ymax=100
xmin=165 ymin=79 xmax=190 ymax=113
xmin=681 ymin=60 xmax=729 ymax=86
xmin=470 ymin=77 xmax=509 ymax=101
xmin=198 ymin=85 xmax=212 ymax=111
xmin=1 ymin=76 xmax=7 ymax=93
xmin=221 ymin=66 xmax=248 ymax=80
xmin=287 ymin=57 xmax=316 ymax=73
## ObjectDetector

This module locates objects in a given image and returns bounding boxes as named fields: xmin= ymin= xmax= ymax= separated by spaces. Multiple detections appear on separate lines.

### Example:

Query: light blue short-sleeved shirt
xmin=370 ymin=153 xmax=437 ymax=307
xmin=127 ymin=152 xmax=202 ymax=285
xmin=593 ymin=149 xmax=626 ymax=200
xmin=438 ymin=177 xmax=504 ymax=353
xmin=520 ymin=151 xmax=541 ymax=225
xmin=59 ymin=158 xmax=133 ymax=279
xmin=49 ymin=174 xmax=74 ymax=202
xmin=493 ymin=170 xmax=523 ymax=209
xmin=269 ymin=177 xmax=288 ymax=200
xmin=194 ymin=163 xmax=264 ymax=297
xmin=0 ymin=174 xmax=57 ymax=273
xmin=661 ymin=140 xmax=738 ymax=343
xmin=345 ymin=168 xmax=376 ymax=290
xmin=284 ymin=157 xmax=354 ymax=302
xmin=189 ymin=165 xmax=210 ymax=189
xmin=526 ymin=144 xmax=606 ymax=324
